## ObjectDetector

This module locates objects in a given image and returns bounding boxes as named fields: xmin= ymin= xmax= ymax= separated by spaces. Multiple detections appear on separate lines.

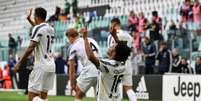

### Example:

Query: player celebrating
xmin=14 ymin=7 xmax=55 ymax=101
xmin=107 ymin=18 xmax=135 ymax=100
xmin=107 ymin=18 xmax=133 ymax=48
xmin=80 ymin=24 xmax=137 ymax=101
xmin=66 ymin=28 xmax=100 ymax=101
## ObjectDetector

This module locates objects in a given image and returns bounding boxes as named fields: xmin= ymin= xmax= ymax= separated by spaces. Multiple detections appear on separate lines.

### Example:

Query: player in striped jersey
xmin=80 ymin=24 xmax=137 ymax=101
xmin=107 ymin=18 xmax=135 ymax=100
xmin=107 ymin=18 xmax=133 ymax=48
xmin=66 ymin=28 xmax=101 ymax=101
xmin=14 ymin=8 xmax=55 ymax=101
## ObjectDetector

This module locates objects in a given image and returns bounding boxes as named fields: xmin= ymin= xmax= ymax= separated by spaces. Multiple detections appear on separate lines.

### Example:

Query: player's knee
xmin=76 ymin=90 xmax=85 ymax=98
xmin=40 ymin=91 xmax=48 ymax=99
xmin=75 ymin=86 xmax=85 ymax=99
xmin=123 ymin=85 xmax=133 ymax=92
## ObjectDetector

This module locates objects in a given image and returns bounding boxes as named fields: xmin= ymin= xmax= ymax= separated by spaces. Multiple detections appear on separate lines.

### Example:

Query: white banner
xmin=163 ymin=75 xmax=201 ymax=101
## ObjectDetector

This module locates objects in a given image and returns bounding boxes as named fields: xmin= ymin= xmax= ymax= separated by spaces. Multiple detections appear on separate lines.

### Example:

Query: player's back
xmin=31 ymin=22 xmax=55 ymax=72
xmin=97 ymin=59 xmax=127 ymax=101
xmin=69 ymin=37 xmax=100 ymax=76
xmin=70 ymin=37 xmax=100 ymax=66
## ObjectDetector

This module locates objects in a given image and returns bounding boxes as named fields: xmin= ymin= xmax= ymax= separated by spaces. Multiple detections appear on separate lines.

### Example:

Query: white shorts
xmin=76 ymin=75 xmax=97 ymax=93
xmin=28 ymin=68 xmax=55 ymax=94
xmin=123 ymin=59 xmax=133 ymax=86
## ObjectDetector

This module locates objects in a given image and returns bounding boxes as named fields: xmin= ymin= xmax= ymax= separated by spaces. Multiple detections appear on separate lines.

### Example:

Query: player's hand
xmin=27 ymin=8 xmax=32 ymax=19
xmin=13 ymin=63 xmax=20 ymax=74
xmin=79 ymin=28 xmax=88 ymax=39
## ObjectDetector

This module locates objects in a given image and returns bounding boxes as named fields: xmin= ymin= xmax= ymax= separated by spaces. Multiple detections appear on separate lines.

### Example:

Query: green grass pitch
xmin=0 ymin=91 xmax=160 ymax=101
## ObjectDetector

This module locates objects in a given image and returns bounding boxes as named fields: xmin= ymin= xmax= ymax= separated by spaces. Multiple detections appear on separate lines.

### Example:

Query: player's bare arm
xmin=109 ymin=22 xmax=119 ymax=43
xmin=27 ymin=8 xmax=36 ymax=26
xmin=14 ymin=41 xmax=37 ymax=73
xmin=80 ymin=28 xmax=100 ymax=67
xmin=68 ymin=59 xmax=77 ymax=95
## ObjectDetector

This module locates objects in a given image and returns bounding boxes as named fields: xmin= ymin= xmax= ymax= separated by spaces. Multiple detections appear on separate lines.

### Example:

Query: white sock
xmin=126 ymin=89 xmax=137 ymax=101
xmin=75 ymin=99 xmax=82 ymax=101
xmin=33 ymin=96 xmax=44 ymax=101
xmin=44 ymin=99 xmax=48 ymax=101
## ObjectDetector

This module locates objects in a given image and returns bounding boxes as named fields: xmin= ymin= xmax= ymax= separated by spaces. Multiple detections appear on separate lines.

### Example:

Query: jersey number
xmin=109 ymin=75 xmax=124 ymax=98
xmin=90 ymin=42 xmax=98 ymax=53
xmin=46 ymin=35 xmax=53 ymax=53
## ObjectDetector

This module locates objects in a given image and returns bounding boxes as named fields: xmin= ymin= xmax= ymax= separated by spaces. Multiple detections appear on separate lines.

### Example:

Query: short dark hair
xmin=111 ymin=18 xmax=121 ymax=25
xmin=34 ymin=7 xmax=47 ymax=21
xmin=114 ymin=41 xmax=131 ymax=62
xmin=152 ymin=11 xmax=158 ymax=17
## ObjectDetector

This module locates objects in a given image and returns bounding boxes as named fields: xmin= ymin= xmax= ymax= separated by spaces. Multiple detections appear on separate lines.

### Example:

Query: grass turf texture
xmin=0 ymin=92 xmax=161 ymax=101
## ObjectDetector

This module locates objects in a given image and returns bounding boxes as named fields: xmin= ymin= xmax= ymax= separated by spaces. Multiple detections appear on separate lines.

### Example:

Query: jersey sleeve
xmin=107 ymin=35 xmax=116 ymax=48
xmin=98 ymin=59 xmax=118 ymax=73
xmin=30 ymin=26 xmax=43 ymax=42
xmin=68 ymin=45 xmax=77 ymax=60
xmin=98 ymin=59 xmax=110 ymax=73
xmin=88 ymin=38 xmax=102 ymax=58
xmin=118 ymin=32 xmax=133 ymax=48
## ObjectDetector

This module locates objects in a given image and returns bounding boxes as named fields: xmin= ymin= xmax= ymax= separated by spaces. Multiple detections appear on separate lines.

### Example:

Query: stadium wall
xmin=55 ymin=74 xmax=201 ymax=101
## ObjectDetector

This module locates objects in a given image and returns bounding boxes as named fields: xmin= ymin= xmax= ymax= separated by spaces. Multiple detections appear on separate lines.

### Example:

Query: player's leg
xmin=75 ymin=85 xmax=85 ymax=100
xmin=75 ymin=76 xmax=95 ymax=100
xmin=40 ymin=92 xmax=48 ymax=101
xmin=123 ymin=64 xmax=137 ymax=101
xmin=123 ymin=86 xmax=137 ymax=101
xmin=41 ymin=72 xmax=55 ymax=101
xmin=28 ymin=68 xmax=44 ymax=101
xmin=28 ymin=91 xmax=40 ymax=101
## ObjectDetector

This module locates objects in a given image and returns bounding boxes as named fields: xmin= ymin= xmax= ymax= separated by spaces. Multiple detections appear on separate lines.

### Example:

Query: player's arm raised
xmin=27 ymin=8 xmax=36 ymax=26
xmin=81 ymin=29 xmax=100 ymax=67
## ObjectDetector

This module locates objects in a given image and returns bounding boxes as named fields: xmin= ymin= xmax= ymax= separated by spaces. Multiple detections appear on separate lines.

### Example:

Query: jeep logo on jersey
xmin=135 ymin=76 xmax=149 ymax=99
xmin=173 ymin=76 xmax=200 ymax=101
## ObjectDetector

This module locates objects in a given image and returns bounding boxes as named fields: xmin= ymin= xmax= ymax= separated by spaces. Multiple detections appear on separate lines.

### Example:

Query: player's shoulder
xmin=107 ymin=34 xmax=112 ymax=38
xmin=88 ymin=37 xmax=95 ymax=41
xmin=88 ymin=37 xmax=98 ymax=44
xmin=117 ymin=30 xmax=131 ymax=38
xmin=32 ymin=23 xmax=48 ymax=34
xmin=100 ymin=59 xmax=118 ymax=67
xmin=33 ymin=23 xmax=47 ymax=30
xmin=71 ymin=38 xmax=82 ymax=48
